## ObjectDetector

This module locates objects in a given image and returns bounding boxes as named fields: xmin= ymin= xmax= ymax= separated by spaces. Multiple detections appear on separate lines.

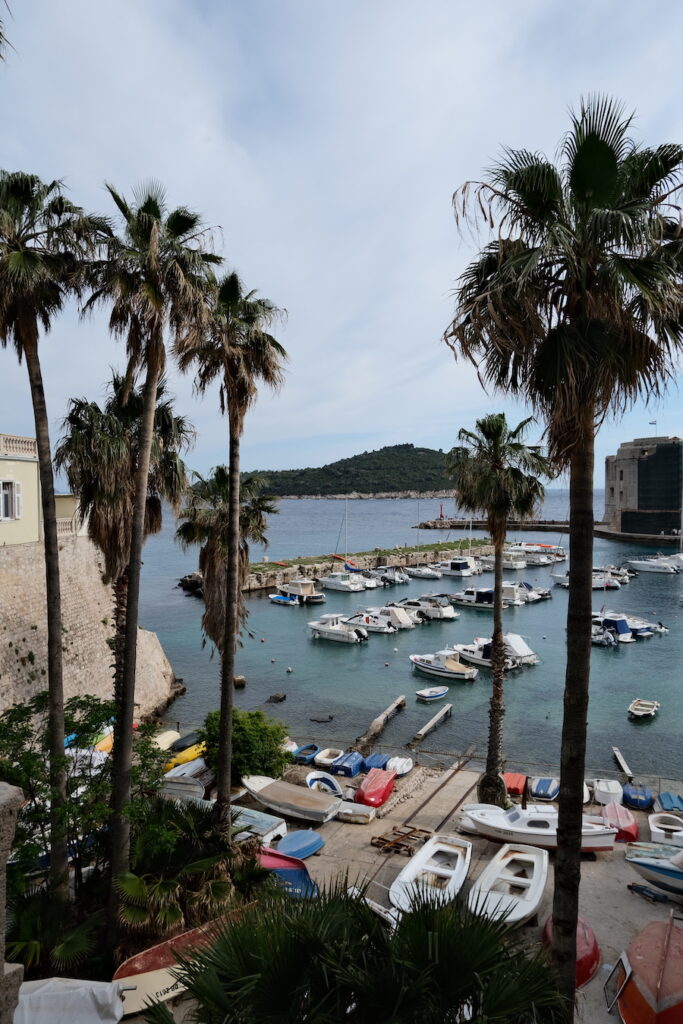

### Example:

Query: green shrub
xmin=201 ymin=708 xmax=290 ymax=781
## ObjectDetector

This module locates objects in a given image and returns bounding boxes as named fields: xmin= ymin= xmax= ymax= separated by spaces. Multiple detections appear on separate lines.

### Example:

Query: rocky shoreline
xmin=271 ymin=491 xmax=455 ymax=500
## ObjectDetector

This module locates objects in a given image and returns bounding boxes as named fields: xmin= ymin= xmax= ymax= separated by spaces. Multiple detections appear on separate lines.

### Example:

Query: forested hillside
xmin=253 ymin=444 xmax=451 ymax=496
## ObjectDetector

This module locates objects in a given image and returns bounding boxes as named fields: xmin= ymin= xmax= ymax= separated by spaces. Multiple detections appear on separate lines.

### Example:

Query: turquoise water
xmin=139 ymin=495 xmax=683 ymax=778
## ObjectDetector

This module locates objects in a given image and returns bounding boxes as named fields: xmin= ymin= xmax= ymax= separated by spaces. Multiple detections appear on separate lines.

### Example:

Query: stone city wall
xmin=0 ymin=535 xmax=174 ymax=717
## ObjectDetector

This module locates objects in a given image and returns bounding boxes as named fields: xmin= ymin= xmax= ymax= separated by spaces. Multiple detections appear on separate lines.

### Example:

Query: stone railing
xmin=0 ymin=783 xmax=24 ymax=1023
xmin=0 ymin=434 xmax=37 ymax=460
xmin=56 ymin=517 xmax=81 ymax=536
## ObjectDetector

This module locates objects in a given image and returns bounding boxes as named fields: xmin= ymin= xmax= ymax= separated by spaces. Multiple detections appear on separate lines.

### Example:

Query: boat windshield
xmin=506 ymin=810 xmax=521 ymax=822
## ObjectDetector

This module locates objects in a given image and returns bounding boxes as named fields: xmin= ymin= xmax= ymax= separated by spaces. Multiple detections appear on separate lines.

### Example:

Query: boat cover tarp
xmin=277 ymin=829 xmax=325 ymax=859
xmin=504 ymin=633 xmax=535 ymax=658
xmin=15 ymin=978 xmax=124 ymax=1024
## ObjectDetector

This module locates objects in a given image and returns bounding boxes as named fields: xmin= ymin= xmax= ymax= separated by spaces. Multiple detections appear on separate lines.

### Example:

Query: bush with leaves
xmin=200 ymin=707 xmax=290 ymax=782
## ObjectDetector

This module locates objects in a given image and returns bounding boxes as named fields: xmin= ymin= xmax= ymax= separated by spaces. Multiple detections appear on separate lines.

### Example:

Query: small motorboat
xmin=276 ymin=829 xmax=324 ymax=860
xmin=308 ymin=613 xmax=368 ymax=643
xmin=354 ymin=768 xmax=397 ymax=808
xmin=657 ymin=792 xmax=683 ymax=813
xmin=591 ymin=612 xmax=635 ymax=642
xmin=362 ymin=753 xmax=390 ymax=772
xmin=393 ymin=595 xmax=458 ymax=620
xmin=389 ymin=833 xmax=472 ymax=912
xmin=415 ymin=685 xmax=449 ymax=702
xmin=409 ymin=650 xmax=479 ymax=681
xmin=386 ymin=756 xmax=413 ymax=777
xmin=343 ymin=610 xmax=397 ymax=633
xmin=242 ymin=775 xmax=342 ymax=823
xmin=268 ymin=593 xmax=300 ymax=607
xmin=591 ymin=625 xmax=617 ymax=647
xmin=587 ymin=801 xmax=638 ymax=842
xmin=607 ymin=913 xmax=683 ymax=1024
xmin=593 ymin=778 xmax=623 ymax=805
xmin=625 ymin=842 xmax=683 ymax=898
xmin=468 ymin=843 xmax=548 ymax=928
xmin=519 ymin=580 xmax=552 ymax=600
xmin=335 ymin=801 xmax=376 ymax=824
xmin=623 ymin=783 xmax=654 ymax=810
xmin=626 ymin=556 xmax=680 ymax=573
xmin=313 ymin=747 xmax=344 ymax=768
xmin=450 ymin=638 xmax=517 ymax=672
xmin=463 ymin=805 xmax=617 ymax=852
xmin=405 ymin=564 xmax=442 ymax=579
xmin=449 ymin=587 xmax=506 ymax=610
xmin=628 ymin=698 xmax=661 ymax=719
xmin=365 ymin=605 xmax=415 ymax=630
xmin=434 ymin=558 xmax=473 ymax=578
xmin=328 ymin=751 xmax=364 ymax=778
xmin=529 ymin=777 xmax=559 ymax=801
xmin=278 ymin=578 xmax=326 ymax=603
xmin=318 ymin=571 xmax=365 ymax=592
xmin=543 ymin=917 xmax=600 ymax=989
xmin=305 ymin=770 xmax=344 ymax=798
xmin=293 ymin=743 xmax=320 ymax=765
xmin=649 ymin=812 xmax=683 ymax=846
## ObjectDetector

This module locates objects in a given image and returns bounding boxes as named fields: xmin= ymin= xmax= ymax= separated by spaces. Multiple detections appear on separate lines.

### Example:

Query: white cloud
xmin=2 ymin=0 xmax=682 ymax=478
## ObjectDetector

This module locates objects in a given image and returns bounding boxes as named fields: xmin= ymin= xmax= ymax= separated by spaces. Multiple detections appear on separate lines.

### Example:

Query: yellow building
xmin=0 ymin=433 xmax=86 ymax=545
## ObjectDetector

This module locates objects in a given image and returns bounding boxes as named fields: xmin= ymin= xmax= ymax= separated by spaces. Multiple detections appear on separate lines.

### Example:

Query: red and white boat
xmin=543 ymin=916 xmax=600 ymax=989
xmin=587 ymin=801 xmax=638 ymax=843
xmin=605 ymin=912 xmax=683 ymax=1023
xmin=354 ymin=768 xmax=396 ymax=808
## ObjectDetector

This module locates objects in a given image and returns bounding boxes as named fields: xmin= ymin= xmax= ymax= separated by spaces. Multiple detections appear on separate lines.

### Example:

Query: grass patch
xmin=250 ymin=537 xmax=490 ymax=573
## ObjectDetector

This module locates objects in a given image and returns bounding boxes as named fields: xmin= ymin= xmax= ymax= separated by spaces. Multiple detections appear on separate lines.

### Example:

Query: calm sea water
xmin=139 ymin=492 xmax=683 ymax=779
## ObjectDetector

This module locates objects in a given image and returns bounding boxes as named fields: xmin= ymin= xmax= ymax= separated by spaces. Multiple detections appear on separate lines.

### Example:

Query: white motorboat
xmin=367 ymin=565 xmax=410 ymax=585
xmin=308 ymin=613 xmax=368 ymax=643
xmin=503 ymin=632 xmax=540 ymax=666
xmin=410 ymin=650 xmax=479 ymax=682
xmin=463 ymin=805 xmax=617 ymax=852
xmin=405 ymin=564 xmax=442 ymax=579
xmin=313 ymin=748 xmax=345 ymax=768
xmin=393 ymin=595 xmax=458 ymax=620
xmin=501 ymin=554 xmax=528 ymax=570
xmin=591 ymin=625 xmax=617 ymax=646
xmin=625 ymin=842 xmax=683 ymax=898
xmin=600 ymin=608 xmax=668 ymax=637
xmin=509 ymin=542 xmax=566 ymax=561
xmin=305 ymin=770 xmax=344 ymax=798
xmin=435 ymin=558 xmax=473 ymax=578
xmin=359 ymin=572 xmax=379 ymax=589
xmin=594 ymin=564 xmax=632 ymax=584
xmin=385 ymin=601 xmax=423 ymax=625
xmin=388 ymin=833 xmax=472 ymax=911
xmin=277 ymin=577 xmax=326 ymax=604
xmin=502 ymin=581 xmax=541 ymax=604
xmin=450 ymin=638 xmax=517 ymax=671
xmin=648 ymin=812 xmax=683 ymax=845
xmin=449 ymin=587 xmax=508 ymax=611
xmin=318 ymin=571 xmax=365 ymax=592
xmin=626 ymin=556 xmax=680 ymax=574
xmin=552 ymin=570 xmax=621 ymax=590
xmin=591 ymin=611 xmax=635 ymax=643
xmin=365 ymin=605 xmax=415 ymax=630
xmin=467 ymin=843 xmax=549 ymax=928
xmin=458 ymin=802 xmax=550 ymax=835
xmin=269 ymin=593 xmax=300 ymax=607
xmin=386 ymin=756 xmax=413 ymax=776
xmin=242 ymin=775 xmax=342 ymax=823
xmin=628 ymin=698 xmax=660 ymax=719
xmin=344 ymin=610 xmax=397 ymax=634
xmin=593 ymin=778 xmax=623 ymax=805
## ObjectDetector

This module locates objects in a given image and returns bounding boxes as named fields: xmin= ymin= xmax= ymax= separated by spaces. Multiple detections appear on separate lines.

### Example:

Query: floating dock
xmin=411 ymin=704 xmax=453 ymax=743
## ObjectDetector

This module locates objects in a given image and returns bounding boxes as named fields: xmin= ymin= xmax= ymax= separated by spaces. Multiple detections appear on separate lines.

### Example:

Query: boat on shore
xmin=543 ymin=916 xmax=600 ymax=988
xmin=241 ymin=775 xmax=342 ymax=822
xmin=606 ymin=912 xmax=683 ymax=1023
xmin=389 ymin=833 xmax=472 ymax=912
xmin=463 ymin=805 xmax=618 ymax=852
xmin=625 ymin=842 xmax=683 ymax=898
xmin=649 ymin=812 xmax=683 ymax=846
xmin=305 ymin=770 xmax=344 ymax=797
xmin=468 ymin=843 xmax=548 ymax=927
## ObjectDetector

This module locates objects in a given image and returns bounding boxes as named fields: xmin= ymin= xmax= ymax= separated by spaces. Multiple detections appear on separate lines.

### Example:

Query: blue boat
xmin=260 ymin=848 xmax=318 ymax=898
xmin=623 ymin=783 xmax=654 ymax=810
xmin=657 ymin=791 xmax=683 ymax=813
xmin=277 ymin=829 xmax=325 ymax=860
xmin=362 ymin=753 xmax=390 ymax=773
xmin=293 ymin=743 xmax=320 ymax=765
xmin=269 ymin=593 xmax=299 ymax=607
xmin=530 ymin=777 xmax=560 ymax=801
xmin=329 ymin=751 xmax=363 ymax=778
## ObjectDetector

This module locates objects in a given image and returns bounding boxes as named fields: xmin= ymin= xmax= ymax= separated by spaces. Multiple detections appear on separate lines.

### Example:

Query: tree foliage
xmin=200 ymin=708 xmax=290 ymax=782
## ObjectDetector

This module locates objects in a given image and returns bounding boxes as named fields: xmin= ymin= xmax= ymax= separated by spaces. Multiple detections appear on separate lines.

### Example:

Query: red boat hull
xmin=618 ymin=916 xmax=683 ymax=1024
xmin=604 ymin=801 xmax=639 ymax=843
xmin=504 ymin=772 xmax=527 ymax=796
xmin=542 ymin=916 xmax=600 ymax=989
xmin=354 ymin=768 xmax=396 ymax=807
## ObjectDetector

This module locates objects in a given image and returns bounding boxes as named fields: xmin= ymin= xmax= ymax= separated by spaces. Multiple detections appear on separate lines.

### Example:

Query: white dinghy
xmin=467 ymin=843 xmax=549 ymax=928
xmin=463 ymin=805 xmax=617 ymax=852
xmin=649 ymin=812 xmax=683 ymax=846
xmin=388 ymin=833 xmax=472 ymax=912
xmin=305 ymin=770 xmax=344 ymax=798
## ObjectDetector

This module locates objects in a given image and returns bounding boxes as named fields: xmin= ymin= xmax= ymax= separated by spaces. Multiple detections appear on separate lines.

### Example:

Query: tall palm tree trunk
xmin=110 ymin=356 xmax=161 ymax=890
xmin=478 ymin=536 xmax=506 ymax=805
xmin=551 ymin=403 xmax=595 ymax=1011
xmin=23 ymin=331 xmax=69 ymax=901
xmin=215 ymin=411 xmax=241 ymax=819
xmin=113 ymin=569 xmax=129 ymax=704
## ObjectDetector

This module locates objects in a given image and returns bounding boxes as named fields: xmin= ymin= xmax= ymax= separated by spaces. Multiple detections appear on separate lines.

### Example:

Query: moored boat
xmin=415 ymin=684 xmax=449 ymax=702
xmin=241 ymin=775 xmax=342 ymax=823
xmin=278 ymin=577 xmax=326 ymax=603
xmin=649 ymin=812 xmax=683 ymax=846
xmin=628 ymin=698 xmax=661 ymax=719
xmin=405 ymin=564 xmax=442 ymax=579
xmin=468 ymin=843 xmax=548 ymax=927
xmin=269 ymin=593 xmax=299 ymax=607
xmin=318 ymin=571 xmax=365 ymax=592
xmin=393 ymin=594 xmax=458 ymax=620
xmin=389 ymin=833 xmax=472 ymax=912
xmin=343 ymin=609 xmax=397 ymax=633
xmin=409 ymin=650 xmax=479 ymax=682
xmin=308 ymin=613 xmax=368 ymax=643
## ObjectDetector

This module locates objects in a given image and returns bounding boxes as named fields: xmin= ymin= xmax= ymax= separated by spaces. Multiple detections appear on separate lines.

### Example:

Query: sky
xmin=2 ymin=0 xmax=682 ymax=480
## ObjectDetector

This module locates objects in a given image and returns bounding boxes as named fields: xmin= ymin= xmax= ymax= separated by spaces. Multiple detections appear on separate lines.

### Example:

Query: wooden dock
xmin=411 ymin=704 xmax=452 ymax=744
xmin=612 ymin=746 xmax=634 ymax=782
xmin=356 ymin=696 xmax=406 ymax=754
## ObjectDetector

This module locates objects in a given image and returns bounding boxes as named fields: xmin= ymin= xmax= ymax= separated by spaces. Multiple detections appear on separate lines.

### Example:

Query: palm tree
xmin=142 ymin=885 xmax=565 ymax=1024
xmin=0 ymin=170 xmax=105 ymax=900
xmin=448 ymin=414 xmax=549 ymax=806
xmin=444 ymin=95 xmax=683 ymax=1008
xmin=85 ymin=182 xmax=219 ymax=885
xmin=54 ymin=373 xmax=193 ymax=731
xmin=175 ymin=271 xmax=286 ymax=816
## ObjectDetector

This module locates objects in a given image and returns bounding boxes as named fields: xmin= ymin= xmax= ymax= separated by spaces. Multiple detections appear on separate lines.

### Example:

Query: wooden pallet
xmin=371 ymin=825 xmax=432 ymax=856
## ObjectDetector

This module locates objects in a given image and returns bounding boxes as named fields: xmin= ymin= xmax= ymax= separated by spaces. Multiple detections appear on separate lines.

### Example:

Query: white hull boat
xmin=649 ymin=812 xmax=683 ymax=845
xmin=600 ymin=608 xmax=668 ymax=637
xmin=389 ymin=833 xmax=472 ymax=911
xmin=336 ymin=801 xmax=376 ymax=824
xmin=242 ymin=774 xmax=342 ymax=822
xmin=313 ymin=748 xmax=345 ymax=768
xmin=318 ymin=571 xmax=365 ymax=592
xmin=278 ymin=578 xmax=326 ymax=603
xmin=405 ymin=565 xmax=442 ymax=579
xmin=591 ymin=626 xmax=617 ymax=647
xmin=625 ymin=842 xmax=683 ymax=898
xmin=410 ymin=650 xmax=479 ymax=681
xmin=467 ymin=843 xmax=548 ymax=927
xmin=435 ymin=559 xmax=473 ymax=577
xmin=593 ymin=778 xmax=623 ymax=805
xmin=308 ymin=613 xmax=368 ymax=642
xmin=451 ymin=640 xmax=516 ymax=671
xmin=626 ymin=557 xmax=680 ymax=574
xmin=365 ymin=605 xmax=415 ymax=630
xmin=344 ymin=610 xmax=397 ymax=633
xmin=464 ymin=805 xmax=617 ymax=852
xmin=415 ymin=685 xmax=449 ymax=701
xmin=393 ymin=595 xmax=457 ymax=620
xmin=591 ymin=612 xmax=635 ymax=643
xmin=305 ymin=770 xmax=344 ymax=798
xmin=502 ymin=581 xmax=540 ymax=605
xmin=449 ymin=588 xmax=508 ymax=611
xmin=628 ymin=698 xmax=660 ymax=719
xmin=386 ymin=756 xmax=413 ymax=776
xmin=552 ymin=571 xmax=621 ymax=590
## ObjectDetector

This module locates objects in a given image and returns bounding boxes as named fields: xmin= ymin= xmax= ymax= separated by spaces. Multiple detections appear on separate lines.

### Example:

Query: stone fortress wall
xmin=0 ymin=535 xmax=174 ymax=717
